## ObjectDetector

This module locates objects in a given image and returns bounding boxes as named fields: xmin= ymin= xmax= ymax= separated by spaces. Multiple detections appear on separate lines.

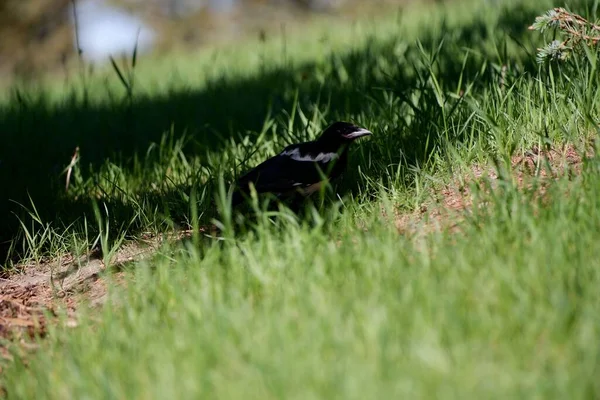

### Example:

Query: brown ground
xmin=0 ymin=143 xmax=593 ymax=365
xmin=0 ymin=241 xmax=157 ymax=363
xmin=395 ymin=143 xmax=591 ymax=235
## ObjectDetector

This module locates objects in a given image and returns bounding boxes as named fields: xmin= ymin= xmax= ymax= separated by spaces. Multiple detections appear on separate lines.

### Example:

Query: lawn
xmin=1 ymin=0 xmax=600 ymax=398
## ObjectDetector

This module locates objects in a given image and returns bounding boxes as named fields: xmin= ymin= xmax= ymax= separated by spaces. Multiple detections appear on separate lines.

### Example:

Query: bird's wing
xmin=237 ymin=145 xmax=340 ymax=194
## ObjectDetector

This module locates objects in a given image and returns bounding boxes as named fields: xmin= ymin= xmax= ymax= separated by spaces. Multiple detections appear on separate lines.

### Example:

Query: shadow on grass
xmin=0 ymin=2 xmax=547 ymax=265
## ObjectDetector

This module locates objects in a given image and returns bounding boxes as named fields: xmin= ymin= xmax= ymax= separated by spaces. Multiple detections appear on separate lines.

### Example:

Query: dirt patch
xmin=396 ymin=144 xmax=594 ymax=235
xmin=0 ymin=224 xmax=220 ymax=355
xmin=0 ymin=226 xmax=216 ymax=362
xmin=0 ymin=240 xmax=160 ymax=362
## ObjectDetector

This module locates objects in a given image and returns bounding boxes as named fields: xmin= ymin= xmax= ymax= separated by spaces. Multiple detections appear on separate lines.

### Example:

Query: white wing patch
xmin=281 ymin=148 xmax=339 ymax=163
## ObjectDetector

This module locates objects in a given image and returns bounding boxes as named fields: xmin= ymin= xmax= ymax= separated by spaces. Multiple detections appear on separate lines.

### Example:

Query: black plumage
xmin=231 ymin=121 xmax=372 ymax=206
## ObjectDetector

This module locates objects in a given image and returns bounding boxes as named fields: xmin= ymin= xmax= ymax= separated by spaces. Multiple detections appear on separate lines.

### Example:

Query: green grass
xmin=2 ymin=0 xmax=600 ymax=397
xmin=0 ymin=0 xmax=551 ymax=263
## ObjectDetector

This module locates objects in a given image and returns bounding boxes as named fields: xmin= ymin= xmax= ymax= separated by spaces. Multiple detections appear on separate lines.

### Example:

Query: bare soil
xmin=396 ymin=143 xmax=592 ymax=234
xmin=0 ymin=241 xmax=157 ymax=363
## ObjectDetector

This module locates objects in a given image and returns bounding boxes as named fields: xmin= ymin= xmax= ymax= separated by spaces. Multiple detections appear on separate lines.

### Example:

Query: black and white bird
xmin=231 ymin=121 xmax=372 ymax=207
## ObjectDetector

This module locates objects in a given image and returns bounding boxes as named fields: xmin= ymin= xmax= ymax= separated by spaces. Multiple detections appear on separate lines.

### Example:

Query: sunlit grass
xmin=1 ymin=0 xmax=600 ymax=397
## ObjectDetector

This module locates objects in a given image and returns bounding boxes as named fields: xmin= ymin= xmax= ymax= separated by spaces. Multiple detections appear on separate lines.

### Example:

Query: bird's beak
xmin=343 ymin=128 xmax=372 ymax=140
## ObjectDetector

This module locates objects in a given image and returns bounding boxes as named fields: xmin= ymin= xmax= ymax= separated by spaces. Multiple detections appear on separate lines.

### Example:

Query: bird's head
xmin=317 ymin=121 xmax=372 ymax=145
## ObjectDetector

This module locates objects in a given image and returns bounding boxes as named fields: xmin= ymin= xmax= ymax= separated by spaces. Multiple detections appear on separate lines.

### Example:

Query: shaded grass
xmin=0 ymin=0 xmax=562 ymax=264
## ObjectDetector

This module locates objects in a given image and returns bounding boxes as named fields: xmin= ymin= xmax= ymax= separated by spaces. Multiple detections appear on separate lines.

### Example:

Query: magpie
xmin=231 ymin=121 xmax=372 ymax=207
